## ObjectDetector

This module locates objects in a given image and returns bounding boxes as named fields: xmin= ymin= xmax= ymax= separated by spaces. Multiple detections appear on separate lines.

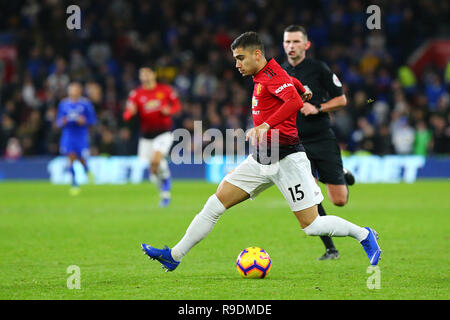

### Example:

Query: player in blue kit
xmin=56 ymin=82 xmax=97 ymax=195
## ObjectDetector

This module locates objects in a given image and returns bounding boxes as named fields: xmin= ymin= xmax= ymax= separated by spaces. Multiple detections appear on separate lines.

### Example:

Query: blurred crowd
xmin=0 ymin=0 xmax=449 ymax=159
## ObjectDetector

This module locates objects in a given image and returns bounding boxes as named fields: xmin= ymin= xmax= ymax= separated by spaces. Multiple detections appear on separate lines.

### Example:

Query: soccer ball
xmin=236 ymin=246 xmax=272 ymax=279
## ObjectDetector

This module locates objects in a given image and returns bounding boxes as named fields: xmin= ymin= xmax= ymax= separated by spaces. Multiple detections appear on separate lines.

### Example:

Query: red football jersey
xmin=126 ymin=83 xmax=181 ymax=134
xmin=252 ymin=58 xmax=304 ymax=145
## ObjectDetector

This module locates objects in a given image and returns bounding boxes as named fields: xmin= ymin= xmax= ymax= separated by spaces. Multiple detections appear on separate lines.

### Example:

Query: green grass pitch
xmin=0 ymin=180 xmax=448 ymax=300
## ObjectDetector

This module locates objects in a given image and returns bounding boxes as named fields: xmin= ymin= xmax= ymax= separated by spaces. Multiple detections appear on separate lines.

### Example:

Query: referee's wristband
xmin=315 ymin=103 xmax=322 ymax=112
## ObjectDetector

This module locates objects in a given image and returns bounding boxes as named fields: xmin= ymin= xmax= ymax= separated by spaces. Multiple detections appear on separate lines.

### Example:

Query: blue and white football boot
xmin=159 ymin=198 xmax=171 ymax=208
xmin=141 ymin=244 xmax=180 ymax=272
xmin=360 ymin=227 xmax=382 ymax=265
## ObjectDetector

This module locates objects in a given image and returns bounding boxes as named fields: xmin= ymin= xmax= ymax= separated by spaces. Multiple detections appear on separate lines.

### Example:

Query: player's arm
xmin=56 ymin=102 xmax=67 ymax=128
xmin=289 ymin=76 xmax=312 ymax=101
xmin=85 ymin=101 xmax=97 ymax=126
xmin=161 ymin=87 xmax=181 ymax=116
xmin=289 ymin=76 xmax=306 ymax=94
xmin=246 ymin=87 xmax=303 ymax=146
xmin=123 ymin=90 xmax=138 ymax=121
xmin=264 ymin=83 xmax=303 ymax=129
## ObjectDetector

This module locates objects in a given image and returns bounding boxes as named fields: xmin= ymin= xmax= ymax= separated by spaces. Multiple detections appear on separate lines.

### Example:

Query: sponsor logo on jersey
xmin=144 ymin=99 xmax=161 ymax=111
xmin=252 ymin=96 xmax=258 ymax=108
xmin=275 ymin=83 xmax=293 ymax=94
xmin=67 ymin=104 xmax=85 ymax=121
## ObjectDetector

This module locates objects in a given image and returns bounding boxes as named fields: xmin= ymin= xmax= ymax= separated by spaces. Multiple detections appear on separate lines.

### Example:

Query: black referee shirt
xmin=282 ymin=58 xmax=344 ymax=142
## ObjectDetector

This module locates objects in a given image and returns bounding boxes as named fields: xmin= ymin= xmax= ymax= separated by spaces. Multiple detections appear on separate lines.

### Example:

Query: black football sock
xmin=318 ymin=203 xmax=337 ymax=251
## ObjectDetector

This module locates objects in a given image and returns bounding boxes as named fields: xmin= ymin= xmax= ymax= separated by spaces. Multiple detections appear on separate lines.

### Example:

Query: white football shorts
xmin=224 ymin=152 xmax=324 ymax=212
xmin=138 ymin=132 xmax=174 ymax=161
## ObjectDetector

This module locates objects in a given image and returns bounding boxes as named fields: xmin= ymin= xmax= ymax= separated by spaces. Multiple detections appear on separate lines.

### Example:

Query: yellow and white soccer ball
xmin=236 ymin=246 xmax=272 ymax=279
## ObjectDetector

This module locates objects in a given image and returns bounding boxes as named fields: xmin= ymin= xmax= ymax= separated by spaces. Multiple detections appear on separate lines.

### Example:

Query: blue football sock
xmin=69 ymin=165 xmax=77 ymax=187
xmin=160 ymin=177 xmax=171 ymax=198
xmin=82 ymin=161 xmax=89 ymax=174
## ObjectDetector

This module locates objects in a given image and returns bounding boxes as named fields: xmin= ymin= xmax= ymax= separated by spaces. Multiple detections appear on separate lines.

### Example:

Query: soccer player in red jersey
xmin=141 ymin=32 xmax=381 ymax=270
xmin=124 ymin=67 xmax=181 ymax=207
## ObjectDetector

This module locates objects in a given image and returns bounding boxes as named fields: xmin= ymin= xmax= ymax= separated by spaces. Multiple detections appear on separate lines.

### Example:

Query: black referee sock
xmin=318 ymin=203 xmax=337 ymax=251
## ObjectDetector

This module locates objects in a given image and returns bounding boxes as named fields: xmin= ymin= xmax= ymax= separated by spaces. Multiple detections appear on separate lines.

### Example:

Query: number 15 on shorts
xmin=288 ymin=184 xmax=304 ymax=202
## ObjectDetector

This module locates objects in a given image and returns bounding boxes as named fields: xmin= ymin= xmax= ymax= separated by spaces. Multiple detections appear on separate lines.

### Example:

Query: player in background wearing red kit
xmin=124 ymin=67 xmax=181 ymax=207
xmin=141 ymin=32 xmax=381 ymax=271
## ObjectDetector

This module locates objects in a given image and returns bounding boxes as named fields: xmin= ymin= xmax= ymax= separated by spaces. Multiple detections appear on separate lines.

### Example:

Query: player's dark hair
xmin=284 ymin=25 xmax=308 ymax=40
xmin=231 ymin=31 xmax=265 ymax=54
xmin=140 ymin=66 xmax=155 ymax=72
xmin=69 ymin=81 xmax=83 ymax=87
xmin=139 ymin=61 xmax=156 ymax=71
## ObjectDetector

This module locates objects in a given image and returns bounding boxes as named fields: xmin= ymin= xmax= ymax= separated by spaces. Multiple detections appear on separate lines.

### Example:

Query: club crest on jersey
xmin=155 ymin=91 xmax=165 ymax=99
xmin=255 ymin=83 xmax=262 ymax=95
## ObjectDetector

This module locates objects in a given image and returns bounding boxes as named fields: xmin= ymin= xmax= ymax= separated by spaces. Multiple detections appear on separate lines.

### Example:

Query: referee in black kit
xmin=282 ymin=25 xmax=355 ymax=260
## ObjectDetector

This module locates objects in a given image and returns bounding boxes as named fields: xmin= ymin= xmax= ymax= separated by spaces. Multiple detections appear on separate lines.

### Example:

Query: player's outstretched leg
xmin=141 ymin=194 xmax=226 ymax=271
xmin=316 ymin=169 xmax=354 ymax=260
xmin=295 ymin=205 xmax=381 ymax=265
xmin=141 ymin=181 xmax=249 ymax=272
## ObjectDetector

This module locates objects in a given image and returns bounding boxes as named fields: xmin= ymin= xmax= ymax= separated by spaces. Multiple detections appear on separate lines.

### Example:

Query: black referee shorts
xmin=303 ymin=138 xmax=346 ymax=185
